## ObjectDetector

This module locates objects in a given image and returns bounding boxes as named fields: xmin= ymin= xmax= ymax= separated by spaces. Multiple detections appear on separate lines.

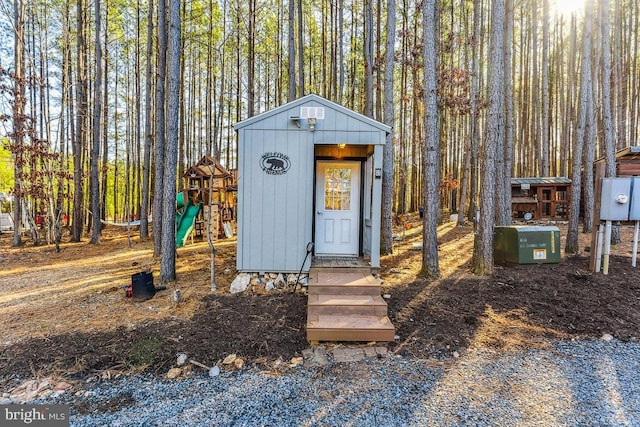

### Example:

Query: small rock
xmin=453 ymin=351 xmax=460 ymax=358
xmin=383 ymin=294 xmax=391 ymax=299
xmin=209 ymin=366 xmax=221 ymax=377
xmin=364 ymin=347 xmax=377 ymax=358
xmin=223 ymin=268 xmax=232 ymax=275
xmin=269 ymin=273 xmax=278 ymax=279
xmin=394 ymin=335 xmax=400 ymax=340
xmin=602 ymin=333 xmax=614 ymax=342
xmin=302 ymin=348 xmax=314 ymax=360
xmin=176 ymin=353 xmax=188 ymax=366
xmin=313 ymin=348 xmax=329 ymax=366
xmin=233 ymin=358 xmax=244 ymax=369
xmin=39 ymin=389 xmax=53 ymax=398
xmin=290 ymin=357 xmax=303 ymax=367
xmin=333 ymin=348 xmax=364 ymax=363
xmin=230 ymin=273 xmax=251 ymax=294
xmin=389 ymin=268 xmax=400 ymax=274
xmin=287 ymin=274 xmax=298 ymax=284
xmin=223 ymin=354 xmax=237 ymax=365
xmin=304 ymin=347 xmax=329 ymax=367
xmin=275 ymin=273 xmax=287 ymax=286
xmin=166 ymin=368 xmax=182 ymax=379
xmin=53 ymin=382 xmax=72 ymax=391
xmin=0 ymin=398 xmax=12 ymax=405
xmin=375 ymin=347 xmax=388 ymax=356
xmin=265 ymin=281 xmax=275 ymax=291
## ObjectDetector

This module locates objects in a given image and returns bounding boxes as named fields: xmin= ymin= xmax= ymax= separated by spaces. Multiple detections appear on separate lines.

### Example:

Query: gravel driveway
xmin=45 ymin=339 xmax=640 ymax=426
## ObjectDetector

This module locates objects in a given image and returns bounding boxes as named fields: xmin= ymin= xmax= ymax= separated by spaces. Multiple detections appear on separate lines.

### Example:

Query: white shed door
xmin=315 ymin=160 xmax=360 ymax=256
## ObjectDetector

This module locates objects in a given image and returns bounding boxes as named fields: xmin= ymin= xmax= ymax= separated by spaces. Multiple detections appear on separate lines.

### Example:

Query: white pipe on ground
xmin=633 ymin=221 xmax=639 ymax=267
xmin=595 ymin=223 xmax=605 ymax=273
xmin=603 ymin=220 xmax=612 ymax=275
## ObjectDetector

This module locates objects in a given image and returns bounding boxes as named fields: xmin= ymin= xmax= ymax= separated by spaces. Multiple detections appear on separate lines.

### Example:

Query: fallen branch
xmin=189 ymin=359 xmax=211 ymax=371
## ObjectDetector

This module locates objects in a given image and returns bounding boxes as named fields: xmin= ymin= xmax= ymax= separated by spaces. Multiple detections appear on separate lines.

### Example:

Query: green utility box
xmin=493 ymin=226 xmax=561 ymax=265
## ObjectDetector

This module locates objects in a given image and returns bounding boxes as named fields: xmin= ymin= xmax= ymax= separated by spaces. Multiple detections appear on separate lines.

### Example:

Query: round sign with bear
xmin=260 ymin=152 xmax=291 ymax=175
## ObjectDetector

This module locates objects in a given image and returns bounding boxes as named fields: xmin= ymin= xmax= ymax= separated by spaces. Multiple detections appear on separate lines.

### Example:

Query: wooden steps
xmin=306 ymin=268 xmax=395 ymax=342
xmin=308 ymin=294 xmax=389 ymax=316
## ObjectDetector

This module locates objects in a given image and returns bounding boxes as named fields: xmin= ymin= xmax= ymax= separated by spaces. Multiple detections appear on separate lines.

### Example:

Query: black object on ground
xmin=132 ymin=271 xmax=156 ymax=301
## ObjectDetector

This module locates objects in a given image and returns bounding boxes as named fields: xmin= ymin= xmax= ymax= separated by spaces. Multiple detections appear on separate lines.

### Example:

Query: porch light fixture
xmin=338 ymin=143 xmax=346 ymax=149
xmin=308 ymin=116 xmax=317 ymax=131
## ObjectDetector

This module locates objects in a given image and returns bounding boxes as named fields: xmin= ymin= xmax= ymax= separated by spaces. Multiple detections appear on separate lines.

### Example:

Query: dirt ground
xmin=1 ymin=218 xmax=639 ymax=388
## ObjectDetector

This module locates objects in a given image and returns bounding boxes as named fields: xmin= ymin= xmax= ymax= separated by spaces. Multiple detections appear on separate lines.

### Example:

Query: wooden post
xmin=589 ymin=162 xmax=606 ymax=271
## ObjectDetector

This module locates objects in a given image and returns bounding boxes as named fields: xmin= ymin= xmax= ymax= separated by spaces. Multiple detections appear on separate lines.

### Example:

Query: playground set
xmin=176 ymin=156 xmax=237 ymax=247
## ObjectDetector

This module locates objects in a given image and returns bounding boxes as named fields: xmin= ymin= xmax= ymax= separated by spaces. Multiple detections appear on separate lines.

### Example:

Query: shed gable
xmin=234 ymin=94 xmax=390 ymax=138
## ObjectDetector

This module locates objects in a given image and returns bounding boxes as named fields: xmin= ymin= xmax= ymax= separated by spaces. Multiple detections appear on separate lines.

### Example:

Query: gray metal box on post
xmin=629 ymin=177 xmax=640 ymax=221
xmin=494 ymin=226 xmax=561 ymax=265
xmin=600 ymin=178 xmax=631 ymax=221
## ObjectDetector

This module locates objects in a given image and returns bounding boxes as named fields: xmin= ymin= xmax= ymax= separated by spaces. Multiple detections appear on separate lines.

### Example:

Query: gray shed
xmin=233 ymin=94 xmax=390 ymax=273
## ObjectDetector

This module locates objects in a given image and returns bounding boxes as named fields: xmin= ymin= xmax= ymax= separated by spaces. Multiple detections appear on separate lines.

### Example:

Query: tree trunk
xmin=474 ymin=0 xmax=504 ymax=276
xmin=133 ymin=0 xmax=142 ymax=222
xmin=601 ymin=0 xmax=615 ymax=177
xmin=566 ymin=0 xmax=594 ymax=254
xmin=153 ymin=0 xmax=167 ymax=256
xmin=459 ymin=0 xmax=481 ymax=227
xmin=247 ymin=0 xmax=256 ymax=116
xmin=297 ymin=0 xmax=304 ymax=95
xmin=90 ymin=0 xmax=103 ymax=244
xmin=541 ymin=0 xmax=550 ymax=176
xmin=288 ymin=0 xmax=296 ymax=101
xmin=160 ymin=0 xmax=181 ymax=283
xmin=467 ymin=0 xmax=482 ymax=224
xmin=381 ymin=0 xmax=396 ymax=255
xmin=582 ymin=81 xmax=596 ymax=234
xmin=422 ymin=0 xmax=440 ymax=278
xmin=11 ymin=0 xmax=26 ymax=247
xmin=101 ymin=6 xmax=109 ymax=223
xmin=337 ymin=0 xmax=344 ymax=103
xmin=600 ymin=0 xmax=620 ymax=244
xmin=363 ymin=0 xmax=374 ymax=117
xmin=141 ymin=0 xmax=154 ymax=238
xmin=72 ymin=0 xmax=88 ymax=242
xmin=502 ymin=0 xmax=514 ymax=226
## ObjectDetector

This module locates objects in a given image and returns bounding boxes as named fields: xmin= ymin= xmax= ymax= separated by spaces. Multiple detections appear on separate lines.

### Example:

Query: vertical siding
xmin=237 ymin=121 xmax=313 ymax=272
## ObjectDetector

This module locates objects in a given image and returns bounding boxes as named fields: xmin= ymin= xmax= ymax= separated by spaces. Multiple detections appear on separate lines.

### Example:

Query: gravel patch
xmin=40 ymin=339 xmax=640 ymax=426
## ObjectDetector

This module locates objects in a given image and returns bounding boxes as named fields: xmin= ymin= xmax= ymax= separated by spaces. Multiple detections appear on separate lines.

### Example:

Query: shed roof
xmin=511 ymin=177 xmax=572 ymax=185
xmin=595 ymin=146 xmax=640 ymax=163
xmin=233 ymin=94 xmax=391 ymax=134
xmin=184 ymin=157 xmax=231 ymax=179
